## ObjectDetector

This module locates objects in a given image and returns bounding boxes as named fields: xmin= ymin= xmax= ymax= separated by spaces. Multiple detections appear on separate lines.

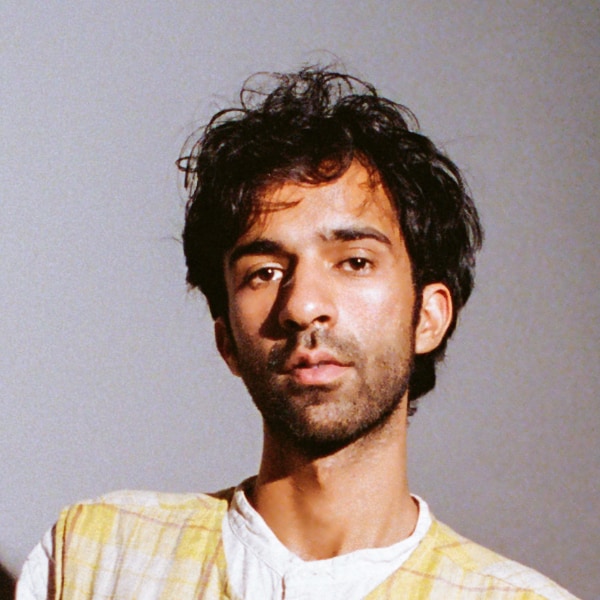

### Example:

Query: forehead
xmin=243 ymin=161 xmax=399 ymax=241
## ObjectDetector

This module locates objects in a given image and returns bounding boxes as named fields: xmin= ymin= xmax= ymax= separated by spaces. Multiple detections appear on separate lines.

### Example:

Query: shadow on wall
xmin=0 ymin=563 xmax=15 ymax=600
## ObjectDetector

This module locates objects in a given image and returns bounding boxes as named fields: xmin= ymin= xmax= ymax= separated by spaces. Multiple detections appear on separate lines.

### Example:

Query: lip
xmin=283 ymin=351 xmax=352 ymax=386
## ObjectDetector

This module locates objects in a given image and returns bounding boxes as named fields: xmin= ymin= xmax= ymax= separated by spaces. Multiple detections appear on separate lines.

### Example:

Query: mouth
xmin=284 ymin=351 xmax=353 ymax=386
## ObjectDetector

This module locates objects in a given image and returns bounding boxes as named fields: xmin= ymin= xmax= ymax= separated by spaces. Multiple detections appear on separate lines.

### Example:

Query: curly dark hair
xmin=179 ymin=67 xmax=483 ymax=412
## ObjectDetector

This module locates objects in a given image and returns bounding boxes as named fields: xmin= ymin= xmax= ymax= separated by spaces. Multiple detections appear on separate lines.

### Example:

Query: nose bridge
xmin=278 ymin=256 xmax=336 ymax=331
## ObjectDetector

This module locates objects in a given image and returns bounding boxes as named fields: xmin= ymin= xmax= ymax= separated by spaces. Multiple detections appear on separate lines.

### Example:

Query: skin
xmin=216 ymin=161 xmax=452 ymax=560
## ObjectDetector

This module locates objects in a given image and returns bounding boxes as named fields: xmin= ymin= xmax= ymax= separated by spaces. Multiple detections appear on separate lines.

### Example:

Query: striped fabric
xmin=51 ymin=490 xmax=577 ymax=599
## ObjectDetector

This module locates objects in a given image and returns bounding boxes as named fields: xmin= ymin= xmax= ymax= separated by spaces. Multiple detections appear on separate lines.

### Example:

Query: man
xmin=18 ymin=67 xmax=578 ymax=599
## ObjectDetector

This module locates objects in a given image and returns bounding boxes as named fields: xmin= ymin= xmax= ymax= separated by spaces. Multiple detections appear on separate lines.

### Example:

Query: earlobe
xmin=414 ymin=284 xmax=453 ymax=355
xmin=214 ymin=318 xmax=241 ymax=376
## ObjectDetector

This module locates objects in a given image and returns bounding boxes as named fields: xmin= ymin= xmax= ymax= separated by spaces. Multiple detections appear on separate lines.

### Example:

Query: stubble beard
xmin=233 ymin=327 xmax=415 ymax=458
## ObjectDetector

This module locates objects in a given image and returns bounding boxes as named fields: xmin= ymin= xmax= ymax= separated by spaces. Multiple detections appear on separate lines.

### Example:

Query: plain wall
xmin=1 ymin=2 xmax=598 ymax=598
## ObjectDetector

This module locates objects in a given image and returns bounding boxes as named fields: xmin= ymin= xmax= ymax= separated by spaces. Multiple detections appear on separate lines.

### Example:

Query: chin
xmin=264 ymin=393 xmax=404 ymax=459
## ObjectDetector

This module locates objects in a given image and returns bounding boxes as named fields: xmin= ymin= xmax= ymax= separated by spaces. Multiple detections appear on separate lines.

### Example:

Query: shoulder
xmin=412 ymin=519 xmax=579 ymax=600
xmin=57 ymin=487 xmax=235 ymax=535
xmin=18 ymin=489 xmax=236 ymax=599
xmin=54 ymin=488 xmax=235 ymax=560
xmin=50 ymin=489 xmax=235 ymax=597
xmin=87 ymin=487 xmax=234 ymax=512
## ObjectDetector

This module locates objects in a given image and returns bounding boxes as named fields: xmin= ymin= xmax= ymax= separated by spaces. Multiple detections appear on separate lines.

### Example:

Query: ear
xmin=214 ymin=317 xmax=241 ymax=376
xmin=414 ymin=283 xmax=453 ymax=355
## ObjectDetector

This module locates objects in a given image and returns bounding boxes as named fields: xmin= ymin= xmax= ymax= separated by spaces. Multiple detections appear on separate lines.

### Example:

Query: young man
xmin=18 ymin=68 xmax=578 ymax=599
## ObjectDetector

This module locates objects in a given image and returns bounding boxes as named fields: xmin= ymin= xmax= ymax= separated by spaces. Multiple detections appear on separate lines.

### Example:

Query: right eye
xmin=246 ymin=266 xmax=284 ymax=288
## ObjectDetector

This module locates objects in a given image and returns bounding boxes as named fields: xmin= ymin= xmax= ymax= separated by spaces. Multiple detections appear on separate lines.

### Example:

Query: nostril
xmin=281 ymin=314 xmax=330 ymax=334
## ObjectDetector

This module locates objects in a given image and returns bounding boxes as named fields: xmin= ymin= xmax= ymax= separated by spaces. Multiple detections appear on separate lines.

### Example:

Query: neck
xmin=250 ymin=401 xmax=417 ymax=560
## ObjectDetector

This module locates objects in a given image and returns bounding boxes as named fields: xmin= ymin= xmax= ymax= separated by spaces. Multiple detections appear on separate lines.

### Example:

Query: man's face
xmin=217 ymin=161 xmax=427 ymax=455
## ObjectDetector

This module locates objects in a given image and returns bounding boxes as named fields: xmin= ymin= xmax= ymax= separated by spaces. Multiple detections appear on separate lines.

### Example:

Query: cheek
xmin=228 ymin=303 xmax=268 ymax=355
xmin=350 ymin=279 xmax=415 ymax=325
xmin=230 ymin=286 xmax=276 ymax=326
xmin=346 ymin=290 xmax=416 ymax=359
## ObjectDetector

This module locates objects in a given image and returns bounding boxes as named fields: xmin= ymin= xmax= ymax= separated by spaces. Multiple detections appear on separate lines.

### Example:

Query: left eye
xmin=341 ymin=257 xmax=372 ymax=272
xmin=246 ymin=266 xmax=284 ymax=287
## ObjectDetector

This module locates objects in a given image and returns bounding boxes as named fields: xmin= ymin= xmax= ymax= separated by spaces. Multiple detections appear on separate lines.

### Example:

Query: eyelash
xmin=245 ymin=266 xmax=284 ymax=288
xmin=340 ymin=256 xmax=373 ymax=273
xmin=244 ymin=255 xmax=374 ymax=289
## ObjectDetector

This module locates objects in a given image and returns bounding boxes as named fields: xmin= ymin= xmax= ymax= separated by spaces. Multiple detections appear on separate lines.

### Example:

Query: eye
xmin=340 ymin=256 xmax=373 ymax=273
xmin=246 ymin=266 xmax=284 ymax=288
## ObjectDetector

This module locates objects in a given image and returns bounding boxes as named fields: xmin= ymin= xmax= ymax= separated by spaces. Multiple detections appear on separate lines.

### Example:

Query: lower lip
xmin=289 ymin=363 xmax=350 ymax=386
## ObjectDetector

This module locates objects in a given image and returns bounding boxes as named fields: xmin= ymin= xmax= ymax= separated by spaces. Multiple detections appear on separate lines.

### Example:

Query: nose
xmin=277 ymin=261 xmax=337 ymax=333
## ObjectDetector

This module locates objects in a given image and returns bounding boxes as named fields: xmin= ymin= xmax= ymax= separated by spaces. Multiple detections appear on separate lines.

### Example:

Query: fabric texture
xmin=53 ymin=489 xmax=234 ymax=599
xmin=20 ymin=488 xmax=579 ymax=599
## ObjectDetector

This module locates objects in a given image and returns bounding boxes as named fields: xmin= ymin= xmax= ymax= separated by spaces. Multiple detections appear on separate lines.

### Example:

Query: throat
xmin=252 ymin=408 xmax=415 ymax=560
xmin=250 ymin=475 xmax=418 ymax=560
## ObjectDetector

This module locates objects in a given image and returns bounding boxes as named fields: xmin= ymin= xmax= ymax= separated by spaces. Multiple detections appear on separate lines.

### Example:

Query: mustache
xmin=267 ymin=328 xmax=361 ymax=373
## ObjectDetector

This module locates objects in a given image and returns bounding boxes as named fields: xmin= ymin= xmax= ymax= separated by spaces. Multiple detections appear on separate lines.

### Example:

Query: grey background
xmin=1 ymin=2 xmax=598 ymax=599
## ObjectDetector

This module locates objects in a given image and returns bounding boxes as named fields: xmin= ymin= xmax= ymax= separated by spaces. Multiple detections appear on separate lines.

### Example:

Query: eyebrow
xmin=228 ymin=239 xmax=285 ymax=268
xmin=324 ymin=226 xmax=392 ymax=246
xmin=228 ymin=226 xmax=392 ymax=268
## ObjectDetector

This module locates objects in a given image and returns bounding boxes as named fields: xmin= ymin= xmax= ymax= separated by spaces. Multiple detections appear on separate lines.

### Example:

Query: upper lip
xmin=284 ymin=350 xmax=351 ymax=372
